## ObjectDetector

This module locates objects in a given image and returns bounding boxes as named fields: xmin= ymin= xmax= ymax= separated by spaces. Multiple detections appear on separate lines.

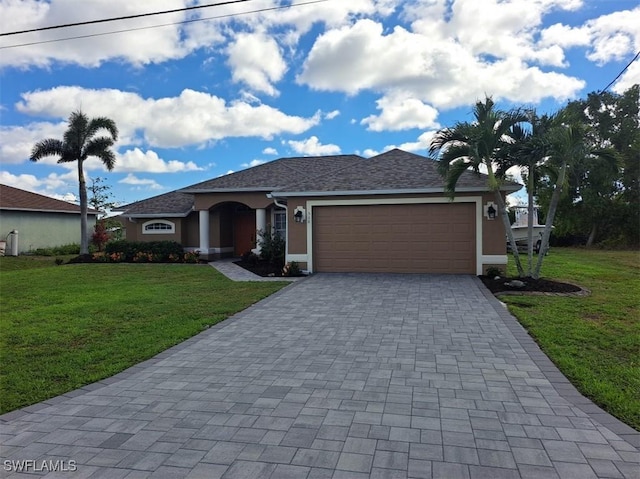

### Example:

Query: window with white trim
xmin=142 ymin=220 xmax=175 ymax=234
xmin=273 ymin=211 xmax=286 ymax=239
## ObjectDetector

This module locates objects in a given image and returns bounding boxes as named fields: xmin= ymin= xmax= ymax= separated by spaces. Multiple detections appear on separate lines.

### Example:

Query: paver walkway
xmin=1 ymin=274 xmax=638 ymax=478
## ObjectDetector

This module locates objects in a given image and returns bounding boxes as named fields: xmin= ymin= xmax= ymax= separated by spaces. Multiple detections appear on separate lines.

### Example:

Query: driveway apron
xmin=1 ymin=274 xmax=638 ymax=479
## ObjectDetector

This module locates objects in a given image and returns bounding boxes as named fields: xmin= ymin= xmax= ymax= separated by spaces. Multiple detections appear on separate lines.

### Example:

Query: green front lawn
xmin=503 ymin=248 xmax=640 ymax=430
xmin=0 ymin=259 xmax=288 ymax=414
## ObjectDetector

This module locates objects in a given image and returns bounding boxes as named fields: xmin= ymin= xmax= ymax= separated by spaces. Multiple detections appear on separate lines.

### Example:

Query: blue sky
xmin=1 ymin=0 xmax=638 ymax=207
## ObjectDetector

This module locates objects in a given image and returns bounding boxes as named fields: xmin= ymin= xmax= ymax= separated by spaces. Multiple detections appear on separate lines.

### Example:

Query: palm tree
xmin=31 ymin=110 xmax=119 ymax=255
xmin=507 ymin=112 xmax=555 ymax=276
xmin=429 ymin=96 xmax=528 ymax=277
xmin=532 ymin=121 xmax=617 ymax=278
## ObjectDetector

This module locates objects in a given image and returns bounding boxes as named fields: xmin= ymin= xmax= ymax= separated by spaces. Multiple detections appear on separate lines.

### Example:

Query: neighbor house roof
xmin=0 ymin=184 xmax=97 ymax=215
xmin=117 ymin=149 xmax=522 ymax=217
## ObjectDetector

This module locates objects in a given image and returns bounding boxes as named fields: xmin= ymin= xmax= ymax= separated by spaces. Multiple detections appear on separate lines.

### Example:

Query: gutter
xmin=268 ymin=194 xmax=289 ymax=261
xmin=271 ymin=185 xmax=523 ymax=198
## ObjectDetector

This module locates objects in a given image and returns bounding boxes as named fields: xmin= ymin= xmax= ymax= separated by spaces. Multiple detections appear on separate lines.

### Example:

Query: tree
xmin=507 ymin=112 xmax=556 ymax=276
xmin=31 ymin=110 xmax=118 ymax=255
xmin=88 ymin=176 xmax=117 ymax=219
xmin=429 ymin=97 xmax=528 ymax=277
xmin=89 ymin=176 xmax=124 ymax=243
xmin=533 ymin=119 xmax=617 ymax=278
xmin=537 ymin=86 xmax=639 ymax=247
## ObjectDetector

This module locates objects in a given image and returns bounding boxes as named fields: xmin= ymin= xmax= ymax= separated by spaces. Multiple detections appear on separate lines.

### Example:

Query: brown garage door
xmin=312 ymin=203 xmax=476 ymax=274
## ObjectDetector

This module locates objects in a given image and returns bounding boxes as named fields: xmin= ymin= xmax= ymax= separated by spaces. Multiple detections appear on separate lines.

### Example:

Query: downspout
xmin=269 ymin=195 xmax=289 ymax=260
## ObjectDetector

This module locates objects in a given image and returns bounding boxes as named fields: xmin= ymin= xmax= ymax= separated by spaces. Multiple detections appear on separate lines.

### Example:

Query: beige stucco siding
xmin=194 ymin=192 xmax=273 ymax=210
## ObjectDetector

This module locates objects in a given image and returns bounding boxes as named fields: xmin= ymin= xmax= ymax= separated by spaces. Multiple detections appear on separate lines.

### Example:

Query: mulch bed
xmin=234 ymin=260 xmax=287 ymax=277
xmin=479 ymin=275 xmax=583 ymax=294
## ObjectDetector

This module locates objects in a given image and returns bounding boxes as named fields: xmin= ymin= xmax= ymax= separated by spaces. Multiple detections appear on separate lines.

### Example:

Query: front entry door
xmin=233 ymin=211 xmax=256 ymax=256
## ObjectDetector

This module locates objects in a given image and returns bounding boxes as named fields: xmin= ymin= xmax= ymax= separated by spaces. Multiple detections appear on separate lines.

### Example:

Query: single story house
xmin=116 ymin=149 xmax=521 ymax=274
xmin=0 ymin=184 xmax=98 ymax=254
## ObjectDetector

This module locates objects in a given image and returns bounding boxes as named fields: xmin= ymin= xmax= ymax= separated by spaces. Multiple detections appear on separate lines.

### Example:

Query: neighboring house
xmin=116 ymin=149 xmax=522 ymax=274
xmin=0 ymin=184 xmax=98 ymax=254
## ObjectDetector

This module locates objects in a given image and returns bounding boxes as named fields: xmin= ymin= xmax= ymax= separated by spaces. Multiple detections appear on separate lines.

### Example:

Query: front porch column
xmin=198 ymin=210 xmax=209 ymax=254
xmin=253 ymin=208 xmax=266 ymax=254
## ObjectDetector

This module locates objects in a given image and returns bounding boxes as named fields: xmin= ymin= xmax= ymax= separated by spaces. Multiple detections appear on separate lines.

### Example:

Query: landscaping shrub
xmin=257 ymin=229 xmax=285 ymax=267
xmin=29 ymin=244 xmax=80 ymax=256
xmin=91 ymin=221 xmax=110 ymax=252
xmin=105 ymin=240 xmax=187 ymax=263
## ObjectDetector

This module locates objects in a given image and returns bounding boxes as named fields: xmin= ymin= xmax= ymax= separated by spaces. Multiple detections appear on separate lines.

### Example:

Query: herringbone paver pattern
xmin=1 ymin=274 xmax=638 ymax=478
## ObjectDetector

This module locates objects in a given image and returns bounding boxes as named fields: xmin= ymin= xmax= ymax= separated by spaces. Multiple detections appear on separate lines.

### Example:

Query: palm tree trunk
xmin=586 ymin=224 xmax=597 ymax=248
xmin=527 ymin=163 xmax=534 ymax=276
xmin=533 ymin=161 xmax=567 ymax=279
xmin=495 ymin=191 xmax=525 ymax=277
xmin=78 ymin=160 xmax=89 ymax=255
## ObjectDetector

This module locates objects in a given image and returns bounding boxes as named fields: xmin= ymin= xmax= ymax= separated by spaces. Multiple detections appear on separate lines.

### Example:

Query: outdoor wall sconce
xmin=294 ymin=206 xmax=306 ymax=223
xmin=484 ymin=202 xmax=497 ymax=220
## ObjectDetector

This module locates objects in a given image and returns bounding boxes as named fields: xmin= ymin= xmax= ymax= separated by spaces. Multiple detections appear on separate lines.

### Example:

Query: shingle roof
xmin=277 ymin=149 xmax=513 ymax=193
xmin=0 ymin=184 xmax=97 ymax=214
xmin=114 ymin=190 xmax=194 ymax=216
xmin=117 ymin=149 xmax=521 ymax=216
xmin=182 ymin=154 xmax=363 ymax=191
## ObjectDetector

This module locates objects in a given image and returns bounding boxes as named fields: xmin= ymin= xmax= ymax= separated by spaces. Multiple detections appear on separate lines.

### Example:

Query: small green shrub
xmin=485 ymin=266 xmax=503 ymax=277
xmin=54 ymin=258 xmax=65 ymax=266
xmin=257 ymin=229 xmax=285 ymax=267
xmin=30 ymin=244 xmax=80 ymax=256
xmin=282 ymin=261 xmax=301 ymax=277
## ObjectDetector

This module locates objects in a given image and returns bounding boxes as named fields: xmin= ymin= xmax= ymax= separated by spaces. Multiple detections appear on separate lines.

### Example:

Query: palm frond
xmin=87 ymin=117 xmax=119 ymax=142
xmin=30 ymin=139 xmax=64 ymax=161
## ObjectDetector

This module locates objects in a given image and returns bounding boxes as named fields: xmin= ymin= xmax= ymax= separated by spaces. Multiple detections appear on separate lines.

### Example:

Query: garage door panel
xmin=313 ymin=203 xmax=476 ymax=274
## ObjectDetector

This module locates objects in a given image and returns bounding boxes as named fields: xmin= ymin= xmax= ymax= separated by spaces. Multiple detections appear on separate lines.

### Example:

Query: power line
xmin=0 ymin=0 xmax=329 ymax=50
xmin=0 ymin=0 xmax=253 ymax=37
xmin=600 ymin=49 xmax=640 ymax=93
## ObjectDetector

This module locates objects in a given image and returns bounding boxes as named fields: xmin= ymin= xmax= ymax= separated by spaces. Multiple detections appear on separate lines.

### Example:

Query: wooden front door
xmin=233 ymin=211 xmax=256 ymax=256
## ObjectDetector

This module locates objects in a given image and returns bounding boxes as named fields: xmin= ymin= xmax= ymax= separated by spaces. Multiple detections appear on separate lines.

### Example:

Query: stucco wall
xmin=0 ymin=210 xmax=96 ymax=253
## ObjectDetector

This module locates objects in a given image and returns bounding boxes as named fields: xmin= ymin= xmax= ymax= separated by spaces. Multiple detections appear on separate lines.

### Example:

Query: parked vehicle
xmin=508 ymin=207 xmax=551 ymax=254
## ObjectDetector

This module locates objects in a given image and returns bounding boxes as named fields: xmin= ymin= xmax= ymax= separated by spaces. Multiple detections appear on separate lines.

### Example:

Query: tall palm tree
xmin=532 ymin=121 xmax=617 ymax=278
xmin=508 ymin=112 xmax=555 ymax=276
xmin=429 ymin=96 xmax=528 ymax=277
xmin=31 ymin=110 xmax=119 ymax=255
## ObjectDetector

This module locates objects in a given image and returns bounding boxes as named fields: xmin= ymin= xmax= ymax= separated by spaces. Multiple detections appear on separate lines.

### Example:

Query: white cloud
xmin=262 ymin=147 xmax=278 ymax=155
xmin=0 ymin=121 xmax=67 ymax=164
xmin=324 ymin=110 xmax=340 ymax=120
xmin=361 ymin=93 xmax=440 ymax=131
xmin=541 ymin=7 xmax=640 ymax=66
xmin=16 ymin=86 xmax=320 ymax=149
xmin=382 ymin=131 xmax=437 ymax=154
xmin=226 ymin=31 xmax=287 ymax=96
xmin=113 ymin=148 xmax=203 ymax=173
xmin=241 ymin=159 xmax=266 ymax=168
xmin=0 ymin=0 xmax=193 ymax=69
xmin=612 ymin=61 xmax=640 ymax=94
xmin=287 ymin=136 xmax=341 ymax=156
xmin=0 ymin=170 xmax=78 ymax=199
xmin=298 ymin=11 xmax=586 ymax=109
xmin=118 ymin=174 xmax=163 ymax=190
xmin=361 ymin=149 xmax=379 ymax=157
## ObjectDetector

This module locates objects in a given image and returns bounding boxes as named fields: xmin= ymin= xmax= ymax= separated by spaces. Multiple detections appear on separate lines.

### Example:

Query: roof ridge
xmin=278 ymin=154 xmax=365 ymax=184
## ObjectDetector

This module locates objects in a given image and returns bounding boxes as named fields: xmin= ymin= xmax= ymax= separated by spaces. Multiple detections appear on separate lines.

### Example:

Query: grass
xmin=0 ymin=257 xmax=288 ymax=414
xmin=503 ymin=248 xmax=640 ymax=430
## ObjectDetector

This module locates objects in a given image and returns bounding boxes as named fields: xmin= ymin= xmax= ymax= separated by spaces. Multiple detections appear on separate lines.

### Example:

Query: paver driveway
xmin=1 ymin=274 xmax=638 ymax=479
